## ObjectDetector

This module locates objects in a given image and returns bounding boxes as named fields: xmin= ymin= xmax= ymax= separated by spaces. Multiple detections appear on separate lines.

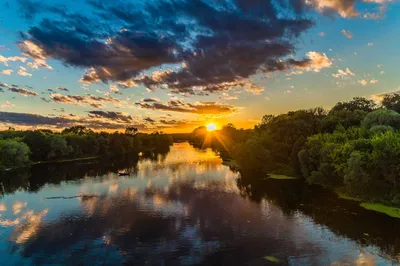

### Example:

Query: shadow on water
xmin=237 ymin=173 xmax=400 ymax=260
xmin=0 ymin=143 xmax=399 ymax=265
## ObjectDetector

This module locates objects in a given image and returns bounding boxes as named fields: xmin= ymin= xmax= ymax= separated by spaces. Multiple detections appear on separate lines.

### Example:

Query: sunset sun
xmin=206 ymin=123 xmax=217 ymax=131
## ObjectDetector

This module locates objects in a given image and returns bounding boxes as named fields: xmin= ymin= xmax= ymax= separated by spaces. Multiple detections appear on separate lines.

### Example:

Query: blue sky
xmin=0 ymin=0 xmax=399 ymax=132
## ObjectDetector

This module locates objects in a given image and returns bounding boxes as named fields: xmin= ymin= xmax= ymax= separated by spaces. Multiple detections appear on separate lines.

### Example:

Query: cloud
xmin=319 ymin=32 xmax=326 ymax=37
xmin=50 ymin=93 xmax=122 ymax=108
xmin=1 ymin=69 xmax=13 ymax=75
xmin=17 ymin=66 xmax=32 ymax=77
xmin=8 ymin=87 xmax=38 ymax=96
xmin=220 ymin=93 xmax=238 ymax=100
xmin=0 ymin=55 xmax=27 ymax=66
xmin=292 ymin=51 xmax=332 ymax=72
xmin=57 ymin=87 xmax=69 ymax=92
xmin=368 ymin=42 xmax=374 ymax=46
xmin=359 ymin=79 xmax=368 ymax=86
xmin=136 ymin=99 xmax=237 ymax=116
xmin=0 ymin=101 xmax=15 ymax=108
xmin=244 ymin=84 xmax=264 ymax=95
xmin=371 ymin=89 xmax=400 ymax=102
xmin=307 ymin=0 xmax=359 ymax=17
xmin=144 ymin=117 xmax=155 ymax=123
xmin=87 ymin=111 xmax=133 ymax=123
xmin=332 ymin=68 xmax=355 ymax=78
xmin=110 ymin=84 xmax=122 ymax=94
xmin=0 ymin=111 xmax=147 ymax=131
xmin=370 ymin=79 xmax=378 ymax=84
xmin=341 ymin=29 xmax=354 ymax=38
xmin=19 ymin=0 xmax=316 ymax=95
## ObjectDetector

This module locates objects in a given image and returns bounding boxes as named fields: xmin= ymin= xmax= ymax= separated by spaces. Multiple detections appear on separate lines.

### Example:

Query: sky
xmin=0 ymin=0 xmax=399 ymax=133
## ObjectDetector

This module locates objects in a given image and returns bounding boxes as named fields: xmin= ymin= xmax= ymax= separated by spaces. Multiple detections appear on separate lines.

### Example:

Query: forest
xmin=190 ymin=93 xmax=400 ymax=208
xmin=0 ymin=126 xmax=173 ymax=170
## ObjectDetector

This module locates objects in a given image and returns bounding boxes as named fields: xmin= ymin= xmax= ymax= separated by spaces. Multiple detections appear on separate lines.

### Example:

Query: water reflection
xmin=0 ymin=143 xmax=399 ymax=265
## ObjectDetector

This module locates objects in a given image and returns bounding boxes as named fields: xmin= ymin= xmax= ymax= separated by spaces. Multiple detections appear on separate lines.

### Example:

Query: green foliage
xmin=362 ymin=109 xmax=400 ymax=130
xmin=0 ymin=139 xmax=31 ymax=169
xmin=0 ymin=127 xmax=173 ymax=168
xmin=381 ymin=93 xmax=400 ymax=113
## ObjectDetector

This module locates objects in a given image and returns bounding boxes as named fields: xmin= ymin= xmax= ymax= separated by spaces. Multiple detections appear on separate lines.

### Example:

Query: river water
xmin=0 ymin=142 xmax=399 ymax=265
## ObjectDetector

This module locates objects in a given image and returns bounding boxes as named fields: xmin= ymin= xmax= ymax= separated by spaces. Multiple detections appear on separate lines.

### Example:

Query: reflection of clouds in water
xmin=12 ymin=209 xmax=49 ymax=244
xmin=331 ymin=251 xmax=377 ymax=266
xmin=12 ymin=201 xmax=27 ymax=215
xmin=1 ymin=207 xmax=48 ymax=246
xmin=9 ymin=182 xmax=323 ymax=265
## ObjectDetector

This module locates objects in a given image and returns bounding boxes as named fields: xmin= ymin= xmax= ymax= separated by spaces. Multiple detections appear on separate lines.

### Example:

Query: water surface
xmin=0 ymin=142 xmax=399 ymax=265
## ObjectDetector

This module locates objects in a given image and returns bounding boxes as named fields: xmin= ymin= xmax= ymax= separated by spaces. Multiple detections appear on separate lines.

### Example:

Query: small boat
xmin=118 ymin=172 xmax=130 ymax=176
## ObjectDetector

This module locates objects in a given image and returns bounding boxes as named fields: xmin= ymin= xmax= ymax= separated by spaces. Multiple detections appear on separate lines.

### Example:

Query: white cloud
xmin=17 ymin=66 xmax=32 ymax=77
xmin=110 ymin=84 xmax=120 ymax=93
xmin=0 ymin=101 xmax=15 ymax=108
xmin=298 ymin=51 xmax=333 ymax=72
xmin=370 ymin=79 xmax=378 ymax=84
xmin=244 ymin=83 xmax=264 ymax=95
xmin=380 ymin=71 xmax=385 ymax=74
xmin=220 ymin=93 xmax=238 ymax=100
xmin=1 ymin=69 xmax=13 ymax=75
xmin=0 ymin=55 xmax=27 ymax=66
xmin=332 ymin=68 xmax=355 ymax=78
xmin=359 ymin=79 xmax=368 ymax=86
xmin=368 ymin=42 xmax=374 ymax=46
xmin=341 ymin=29 xmax=354 ymax=39
xmin=319 ymin=32 xmax=326 ymax=37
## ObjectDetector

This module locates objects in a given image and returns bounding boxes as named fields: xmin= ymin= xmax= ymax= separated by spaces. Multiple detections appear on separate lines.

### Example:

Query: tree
xmin=371 ymin=131 xmax=400 ymax=191
xmin=361 ymin=109 xmax=400 ymax=130
xmin=382 ymin=93 xmax=400 ymax=113
xmin=0 ymin=139 xmax=31 ymax=169
xmin=125 ymin=127 xmax=138 ymax=135
xmin=331 ymin=97 xmax=377 ymax=113
xmin=62 ymin=126 xmax=93 ymax=135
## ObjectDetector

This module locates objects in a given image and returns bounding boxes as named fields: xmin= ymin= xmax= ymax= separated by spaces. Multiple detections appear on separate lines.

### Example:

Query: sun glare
xmin=206 ymin=123 xmax=217 ymax=131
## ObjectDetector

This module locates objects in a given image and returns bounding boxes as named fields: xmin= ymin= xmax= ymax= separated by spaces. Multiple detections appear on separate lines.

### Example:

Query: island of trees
xmin=0 ymin=126 xmax=172 ymax=169
xmin=190 ymin=93 xmax=400 ymax=212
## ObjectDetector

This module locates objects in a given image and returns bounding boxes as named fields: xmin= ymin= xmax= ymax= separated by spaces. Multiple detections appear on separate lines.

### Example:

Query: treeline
xmin=0 ymin=126 xmax=173 ymax=170
xmin=190 ymin=94 xmax=400 ymax=207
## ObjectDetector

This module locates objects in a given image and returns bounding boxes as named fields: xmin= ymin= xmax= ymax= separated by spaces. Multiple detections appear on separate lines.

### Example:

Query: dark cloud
xmin=136 ymin=99 xmax=237 ymax=115
xmin=57 ymin=87 xmax=69 ymax=92
xmin=40 ymin=97 xmax=50 ymax=102
xmin=144 ymin=117 xmax=155 ymax=123
xmin=87 ymin=111 xmax=133 ymax=123
xmin=17 ymin=0 xmax=66 ymax=20
xmin=19 ymin=0 xmax=316 ymax=95
xmin=50 ymin=93 xmax=121 ymax=108
xmin=8 ymin=87 xmax=38 ymax=96
xmin=0 ymin=111 xmax=146 ymax=130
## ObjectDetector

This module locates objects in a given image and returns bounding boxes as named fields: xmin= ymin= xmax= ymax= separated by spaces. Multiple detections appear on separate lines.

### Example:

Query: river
xmin=0 ymin=142 xmax=399 ymax=265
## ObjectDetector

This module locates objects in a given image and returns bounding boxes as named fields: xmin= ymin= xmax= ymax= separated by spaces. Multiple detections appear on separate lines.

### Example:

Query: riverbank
xmin=33 ymin=156 xmax=100 ymax=165
xmin=222 ymin=158 xmax=400 ymax=218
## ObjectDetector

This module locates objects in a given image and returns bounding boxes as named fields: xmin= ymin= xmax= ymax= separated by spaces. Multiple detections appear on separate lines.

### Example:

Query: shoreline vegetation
xmin=189 ymin=95 xmax=400 ymax=218
xmin=0 ymin=126 xmax=173 ymax=170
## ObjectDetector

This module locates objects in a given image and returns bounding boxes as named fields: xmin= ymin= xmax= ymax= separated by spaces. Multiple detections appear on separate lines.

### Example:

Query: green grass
xmin=334 ymin=188 xmax=362 ymax=202
xmin=266 ymin=174 xmax=297 ymax=180
xmin=360 ymin=203 xmax=400 ymax=219
xmin=263 ymin=256 xmax=281 ymax=263
xmin=34 ymin=156 xmax=99 ymax=165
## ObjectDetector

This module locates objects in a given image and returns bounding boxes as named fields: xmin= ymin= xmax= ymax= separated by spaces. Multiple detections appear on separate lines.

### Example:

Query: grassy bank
xmin=33 ymin=156 xmax=100 ymax=165
xmin=266 ymin=174 xmax=297 ymax=180
xmin=360 ymin=203 xmax=400 ymax=219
